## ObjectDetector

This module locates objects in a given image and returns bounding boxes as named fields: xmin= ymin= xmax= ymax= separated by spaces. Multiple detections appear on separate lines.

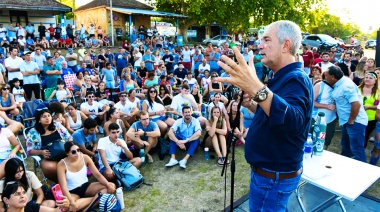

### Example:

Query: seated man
xmin=165 ymin=106 xmax=201 ymax=169
xmin=127 ymin=110 xmax=161 ymax=164
xmin=91 ymin=36 xmax=101 ymax=48
xmin=80 ymin=91 xmax=110 ymax=134
xmin=98 ymin=123 xmax=142 ymax=181
xmin=114 ymin=91 xmax=139 ymax=128
xmin=50 ymin=37 xmax=59 ymax=49
xmin=64 ymin=37 xmax=73 ymax=48
xmin=72 ymin=118 xmax=98 ymax=159
xmin=25 ymin=35 xmax=35 ymax=51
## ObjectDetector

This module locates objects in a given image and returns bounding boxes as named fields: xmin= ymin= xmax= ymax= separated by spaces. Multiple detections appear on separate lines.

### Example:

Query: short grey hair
xmin=270 ymin=20 xmax=302 ymax=56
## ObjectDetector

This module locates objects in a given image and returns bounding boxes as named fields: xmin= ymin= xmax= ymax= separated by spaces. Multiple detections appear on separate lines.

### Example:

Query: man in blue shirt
xmin=114 ymin=47 xmax=129 ymax=77
xmin=105 ymin=49 xmax=114 ymax=66
xmin=61 ymin=61 xmax=74 ymax=79
xmin=78 ymin=62 xmax=91 ymax=74
xmin=25 ymin=22 xmax=35 ymax=40
xmin=218 ymin=21 xmax=313 ymax=211
xmin=72 ymin=118 xmax=98 ymax=159
xmin=324 ymin=66 xmax=367 ymax=162
xmin=210 ymin=47 xmax=221 ymax=75
xmin=193 ymin=49 xmax=204 ymax=78
xmin=142 ymin=49 xmax=155 ymax=72
xmin=162 ymin=49 xmax=174 ymax=72
xmin=171 ymin=48 xmax=179 ymax=67
xmin=165 ymin=106 xmax=201 ymax=169
xmin=127 ymin=110 xmax=161 ymax=164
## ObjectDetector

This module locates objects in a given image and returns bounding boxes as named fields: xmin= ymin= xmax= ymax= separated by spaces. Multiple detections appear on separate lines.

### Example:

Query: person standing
xmin=301 ymin=46 xmax=314 ymax=75
xmin=338 ymin=52 xmax=356 ymax=77
xmin=5 ymin=47 xmax=24 ymax=84
xmin=324 ymin=66 xmax=367 ymax=162
xmin=38 ymin=23 xmax=46 ymax=40
xmin=218 ymin=20 xmax=313 ymax=211
xmin=142 ymin=49 xmax=155 ymax=72
xmin=20 ymin=51 xmax=41 ymax=100
xmin=66 ymin=48 xmax=78 ymax=73
xmin=43 ymin=56 xmax=62 ymax=88
xmin=25 ymin=22 xmax=35 ymax=40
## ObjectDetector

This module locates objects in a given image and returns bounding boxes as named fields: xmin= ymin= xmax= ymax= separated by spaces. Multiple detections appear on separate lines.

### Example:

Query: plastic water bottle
xmin=139 ymin=149 xmax=146 ymax=165
xmin=304 ymin=133 xmax=313 ymax=160
xmin=116 ymin=187 xmax=125 ymax=209
xmin=201 ymin=103 xmax=207 ymax=117
xmin=204 ymin=147 xmax=210 ymax=160
xmin=313 ymin=112 xmax=327 ymax=156
xmin=200 ymin=87 xmax=203 ymax=95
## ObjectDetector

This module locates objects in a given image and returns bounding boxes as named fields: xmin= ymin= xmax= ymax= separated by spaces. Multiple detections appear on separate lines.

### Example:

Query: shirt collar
xmin=268 ymin=62 xmax=302 ymax=84
xmin=333 ymin=76 xmax=346 ymax=88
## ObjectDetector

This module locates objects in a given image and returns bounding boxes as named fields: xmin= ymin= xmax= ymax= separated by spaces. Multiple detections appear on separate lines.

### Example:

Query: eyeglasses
xmin=149 ymin=90 xmax=157 ymax=93
xmin=2 ymin=88 xmax=9 ymax=90
xmin=71 ymin=148 xmax=81 ymax=154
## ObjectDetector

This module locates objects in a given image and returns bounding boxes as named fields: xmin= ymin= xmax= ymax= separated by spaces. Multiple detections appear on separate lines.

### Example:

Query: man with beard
xmin=338 ymin=52 xmax=356 ymax=76
xmin=317 ymin=52 xmax=334 ymax=73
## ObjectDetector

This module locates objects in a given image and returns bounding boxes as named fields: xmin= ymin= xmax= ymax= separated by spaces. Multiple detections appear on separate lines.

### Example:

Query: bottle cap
xmin=204 ymin=147 xmax=209 ymax=151
xmin=318 ymin=112 xmax=325 ymax=117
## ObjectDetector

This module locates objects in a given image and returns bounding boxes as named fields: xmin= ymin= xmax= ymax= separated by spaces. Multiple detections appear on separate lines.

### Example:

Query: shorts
xmin=117 ymin=36 xmax=122 ymax=41
xmin=99 ymin=163 xmax=116 ymax=173
xmin=69 ymin=182 xmax=90 ymax=198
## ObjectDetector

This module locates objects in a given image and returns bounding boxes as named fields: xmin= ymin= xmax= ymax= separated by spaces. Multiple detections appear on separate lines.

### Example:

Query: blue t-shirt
xmin=172 ymin=53 xmax=179 ymax=66
xmin=245 ymin=62 xmax=313 ymax=172
xmin=115 ymin=52 xmax=128 ymax=69
xmin=43 ymin=64 xmax=62 ymax=88
xmin=194 ymin=54 xmax=204 ymax=70
xmin=142 ymin=54 xmax=155 ymax=71
xmin=7 ymin=26 xmax=16 ymax=38
xmin=55 ymin=27 xmax=62 ymax=34
xmin=72 ymin=128 xmax=97 ymax=148
xmin=131 ymin=121 xmax=158 ymax=132
xmin=61 ymin=67 xmax=74 ymax=79
xmin=162 ymin=54 xmax=174 ymax=71
xmin=210 ymin=52 xmax=220 ymax=70
xmin=105 ymin=53 xmax=114 ymax=66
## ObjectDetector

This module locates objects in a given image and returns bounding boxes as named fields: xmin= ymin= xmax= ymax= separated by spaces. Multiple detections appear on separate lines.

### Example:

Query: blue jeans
xmin=169 ymin=133 xmax=199 ymax=157
xmin=341 ymin=122 xmax=367 ymax=162
xmin=249 ymin=169 xmax=301 ymax=211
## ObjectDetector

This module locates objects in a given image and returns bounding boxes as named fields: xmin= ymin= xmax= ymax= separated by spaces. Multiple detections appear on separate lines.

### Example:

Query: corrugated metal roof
xmin=109 ymin=7 xmax=188 ymax=18
xmin=0 ymin=0 xmax=71 ymax=12
xmin=76 ymin=0 xmax=153 ymax=12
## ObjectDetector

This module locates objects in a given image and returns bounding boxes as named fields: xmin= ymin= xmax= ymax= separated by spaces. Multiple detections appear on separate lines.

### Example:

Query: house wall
xmin=134 ymin=15 xmax=150 ymax=29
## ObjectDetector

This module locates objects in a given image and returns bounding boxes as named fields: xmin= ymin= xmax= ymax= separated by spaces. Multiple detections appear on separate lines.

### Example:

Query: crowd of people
xmin=0 ymin=20 xmax=379 ymax=211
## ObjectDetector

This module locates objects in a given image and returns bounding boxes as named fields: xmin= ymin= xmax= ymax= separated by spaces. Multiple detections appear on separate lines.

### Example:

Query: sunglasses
xmin=71 ymin=148 xmax=81 ymax=154
xmin=4 ymin=181 xmax=26 ymax=196
xmin=88 ymin=96 xmax=95 ymax=99
xmin=120 ymin=95 xmax=127 ymax=97
xmin=36 ymin=107 xmax=49 ymax=111
xmin=2 ymin=88 xmax=9 ymax=90
xmin=149 ymin=90 xmax=157 ymax=93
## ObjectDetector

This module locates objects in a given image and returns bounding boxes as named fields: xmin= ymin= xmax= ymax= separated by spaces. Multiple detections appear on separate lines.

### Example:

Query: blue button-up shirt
xmin=171 ymin=117 xmax=201 ymax=139
xmin=332 ymin=76 xmax=368 ymax=126
xmin=245 ymin=62 xmax=313 ymax=172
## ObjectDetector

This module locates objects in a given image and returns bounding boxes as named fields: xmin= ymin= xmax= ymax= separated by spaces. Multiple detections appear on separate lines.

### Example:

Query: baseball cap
xmin=24 ymin=51 xmax=32 ymax=55
xmin=68 ymin=48 xmax=73 ymax=53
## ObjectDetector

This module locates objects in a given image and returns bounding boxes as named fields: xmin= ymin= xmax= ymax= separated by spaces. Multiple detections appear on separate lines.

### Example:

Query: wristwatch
xmin=253 ymin=86 xmax=269 ymax=103
xmin=143 ymin=131 xmax=147 ymax=137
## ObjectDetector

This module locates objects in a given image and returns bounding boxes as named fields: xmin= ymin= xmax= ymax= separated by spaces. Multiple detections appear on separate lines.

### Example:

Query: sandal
xmin=217 ymin=157 xmax=224 ymax=166
xmin=223 ymin=157 xmax=230 ymax=165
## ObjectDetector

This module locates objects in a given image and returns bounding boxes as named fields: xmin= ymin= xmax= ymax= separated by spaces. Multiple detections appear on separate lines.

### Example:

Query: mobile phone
xmin=51 ymin=184 xmax=64 ymax=201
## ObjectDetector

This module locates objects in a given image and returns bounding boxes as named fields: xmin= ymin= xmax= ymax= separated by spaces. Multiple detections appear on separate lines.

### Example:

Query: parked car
xmin=302 ymin=34 xmax=339 ymax=53
xmin=365 ymin=40 xmax=377 ymax=49
xmin=202 ymin=35 xmax=237 ymax=47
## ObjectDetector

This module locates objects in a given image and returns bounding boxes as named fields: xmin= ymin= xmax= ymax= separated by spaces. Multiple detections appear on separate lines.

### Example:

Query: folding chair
xmin=21 ymin=99 xmax=43 ymax=128
xmin=15 ymin=136 xmax=27 ymax=161
xmin=23 ymin=127 xmax=47 ymax=183
xmin=64 ymin=74 xmax=84 ymax=107
xmin=44 ymin=87 xmax=57 ymax=101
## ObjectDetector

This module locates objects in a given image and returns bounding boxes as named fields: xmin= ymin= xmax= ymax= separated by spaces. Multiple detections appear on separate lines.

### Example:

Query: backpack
xmin=158 ymin=137 xmax=170 ymax=160
xmin=112 ymin=160 xmax=144 ymax=191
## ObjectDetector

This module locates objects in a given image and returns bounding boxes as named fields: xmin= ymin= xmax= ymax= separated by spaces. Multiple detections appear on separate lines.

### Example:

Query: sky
xmin=76 ymin=0 xmax=379 ymax=33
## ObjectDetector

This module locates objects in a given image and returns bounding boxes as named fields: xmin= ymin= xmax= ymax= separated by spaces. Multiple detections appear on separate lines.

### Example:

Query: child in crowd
xmin=11 ymin=78 xmax=25 ymax=109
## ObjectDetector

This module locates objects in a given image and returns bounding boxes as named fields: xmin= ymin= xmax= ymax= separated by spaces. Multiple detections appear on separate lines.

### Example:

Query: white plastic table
xmin=296 ymin=150 xmax=380 ymax=212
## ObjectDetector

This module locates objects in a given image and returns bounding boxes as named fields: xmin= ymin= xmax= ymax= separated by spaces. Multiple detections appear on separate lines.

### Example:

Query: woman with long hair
xmin=123 ymin=73 xmax=145 ymax=99
xmin=127 ymin=89 xmax=141 ymax=109
xmin=366 ymin=58 xmax=376 ymax=72
xmin=358 ymin=72 xmax=379 ymax=148
xmin=103 ymin=108 xmax=127 ymax=141
xmin=350 ymin=61 xmax=366 ymax=85
xmin=57 ymin=142 xmax=115 ymax=212
xmin=190 ymin=84 xmax=203 ymax=109
xmin=0 ymin=158 xmax=67 ymax=211
xmin=0 ymin=84 xmax=19 ymax=116
xmin=158 ymin=84 xmax=173 ymax=106
xmin=205 ymin=106 xmax=228 ymax=166
xmin=208 ymin=72 xmax=228 ymax=105
xmin=153 ymin=50 xmax=161 ymax=71
xmin=142 ymin=86 xmax=175 ymax=135
xmin=26 ymin=108 xmax=72 ymax=182
xmin=228 ymin=101 xmax=245 ymax=144
xmin=95 ymin=81 xmax=114 ymax=106
xmin=64 ymin=103 xmax=88 ymax=134
xmin=208 ymin=93 xmax=228 ymax=119
xmin=81 ymin=76 xmax=96 ymax=98
xmin=47 ymin=80 xmax=72 ymax=108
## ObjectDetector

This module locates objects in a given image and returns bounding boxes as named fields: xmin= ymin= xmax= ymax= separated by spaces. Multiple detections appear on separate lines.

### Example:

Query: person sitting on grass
xmin=48 ymin=80 xmax=72 ymax=108
xmin=165 ymin=106 xmax=201 ymax=169
xmin=104 ymin=108 xmax=128 ymax=142
xmin=127 ymin=110 xmax=161 ymax=164
xmin=57 ymin=142 xmax=116 ymax=212
xmin=205 ymin=106 xmax=228 ymax=166
xmin=114 ymin=91 xmax=139 ymax=129
xmin=98 ymin=123 xmax=142 ymax=181
xmin=72 ymin=118 xmax=98 ymax=160
xmin=80 ymin=91 xmax=110 ymax=134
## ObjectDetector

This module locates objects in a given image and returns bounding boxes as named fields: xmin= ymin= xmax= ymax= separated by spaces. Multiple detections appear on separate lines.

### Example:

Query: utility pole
xmin=376 ymin=27 xmax=380 ymax=68
xmin=110 ymin=0 xmax=115 ymax=46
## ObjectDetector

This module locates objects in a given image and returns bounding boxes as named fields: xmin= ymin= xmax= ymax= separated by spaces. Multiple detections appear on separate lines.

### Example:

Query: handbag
xmin=41 ymin=139 xmax=66 ymax=161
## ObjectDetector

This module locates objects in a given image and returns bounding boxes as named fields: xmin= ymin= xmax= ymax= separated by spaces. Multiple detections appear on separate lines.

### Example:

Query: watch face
xmin=259 ymin=92 xmax=267 ymax=100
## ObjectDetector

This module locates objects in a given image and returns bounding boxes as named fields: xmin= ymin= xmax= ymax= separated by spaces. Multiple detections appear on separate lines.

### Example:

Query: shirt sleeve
xmin=344 ymin=86 xmax=361 ymax=103
xmin=97 ymin=138 xmax=105 ymax=150
xmin=27 ymin=171 xmax=42 ymax=190
xmin=150 ymin=122 xmax=159 ymax=131
xmin=170 ymin=120 xmax=180 ymax=131
xmin=193 ymin=118 xmax=201 ymax=133
xmin=72 ymin=131 xmax=84 ymax=146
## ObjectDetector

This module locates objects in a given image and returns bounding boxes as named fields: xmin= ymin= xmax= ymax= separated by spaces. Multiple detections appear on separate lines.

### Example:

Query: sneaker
xmin=147 ymin=155 xmax=154 ymax=164
xmin=98 ymin=126 xmax=104 ymax=134
xmin=369 ymin=137 xmax=375 ymax=142
xmin=179 ymin=159 xmax=187 ymax=169
xmin=165 ymin=158 xmax=179 ymax=167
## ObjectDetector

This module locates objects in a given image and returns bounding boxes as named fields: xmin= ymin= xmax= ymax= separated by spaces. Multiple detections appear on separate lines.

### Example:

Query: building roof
xmin=108 ymin=7 xmax=188 ymax=18
xmin=0 ymin=0 xmax=71 ymax=12
xmin=76 ymin=0 xmax=153 ymax=12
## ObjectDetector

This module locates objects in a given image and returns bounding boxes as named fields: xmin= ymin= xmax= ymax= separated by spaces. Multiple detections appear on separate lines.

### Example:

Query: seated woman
xmin=48 ymin=80 xmax=72 ymax=108
xmin=123 ymin=74 xmax=145 ymax=99
xmin=190 ymin=84 xmax=203 ymax=110
xmin=103 ymin=108 xmax=128 ymax=142
xmin=0 ymin=84 xmax=19 ymax=116
xmin=205 ymin=106 xmax=228 ymax=166
xmin=72 ymin=72 xmax=85 ymax=96
xmin=95 ymin=82 xmax=114 ymax=106
xmin=142 ymin=72 xmax=159 ymax=94
xmin=26 ymin=108 xmax=73 ymax=183
xmin=64 ymin=103 xmax=88 ymax=134
xmin=142 ymin=86 xmax=175 ymax=136
xmin=121 ymin=65 xmax=136 ymax=81
xmin=81 ymin=76 xmax=97 ymax=98
xmin=127 ymin=89 xmax=141 ymax=109
xmin=228 ymin=101 xmax=245 ymax=144
xmin=57 ymin=142 xmax=115 ymax=212
xmin=155 ymin=64 xmax=167 ymax=77
xmin=208 ymin=72 xmax=228 ymax=105
xmin=208 ymin=93 xmax=228 ymax=120
xmin=0 ymin=158 xmax=65 ymax=212
xmin=0 ymin=125 xmax=20 ymax=164
xmin=158 ymin=84 xmax=173 ymax=106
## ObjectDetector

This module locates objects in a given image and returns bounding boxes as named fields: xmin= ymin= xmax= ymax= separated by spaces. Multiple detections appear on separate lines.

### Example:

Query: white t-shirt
xmin=185 ymin=78 xmax=197 ymax=87
xmin=4 ymin=56 xmax=24 ymax=81
xmin=80 ymin=26 xmax=86 ymax=34
xmin=0 ymin=27 xmax=7 ymax=38
xmin=17 ymin=38 xmax=26 ymax=47
xmin=80 ymin=101 xmax=104 ymax=119
xmin=89 ymin=26 xmax=95 ymax=34
xmin=97 ymin=136 xmax=125 ymax=170
xmin=202 ymin=76 xmax=211 ymax=89
xmin=182 ymin=49 xmax=192 ymax=62
xmin=66 ymin=53 xmax=78 ymax=66
xmin=0 ymin=171 xmax=42 ymax=202
xmin=0 ymin=128 xmax=13 ymax=152
xmin=134 ymin=52 xmax=142 ymax=67
xmin=320 ymin=62 xmax=334 ymax=73
xmin=127 ymin=97 xmax=140 ymax=108
xmin=198 ymin=63 xmax=210 ymax=73
xmin=144 ymin=100 xmax=165 ymax=119
xmin=114 ymin=101 xmax=135 ymax=116
xmin=170 ymin=94 xmax=196 ymax=114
